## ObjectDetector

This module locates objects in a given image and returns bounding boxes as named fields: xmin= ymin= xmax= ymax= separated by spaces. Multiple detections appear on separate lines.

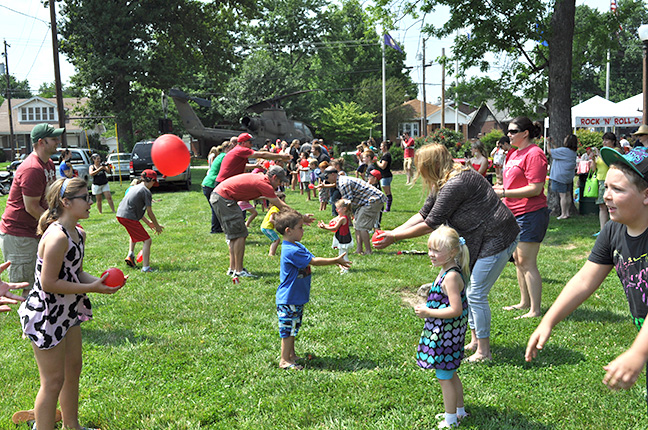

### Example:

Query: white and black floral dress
xmin=18 ymin=222 xmax=92 ymax=350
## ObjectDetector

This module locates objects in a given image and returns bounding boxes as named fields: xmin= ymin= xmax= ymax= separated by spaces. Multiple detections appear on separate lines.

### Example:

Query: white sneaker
xmin=235 ymin=268 xmax=257 ymax=278
xmin=226 ymin=268 xmax=235 ymax=276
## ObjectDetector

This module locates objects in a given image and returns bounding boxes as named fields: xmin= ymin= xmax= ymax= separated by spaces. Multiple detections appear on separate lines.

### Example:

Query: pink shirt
xmin=502 ymin=144 xmax=548 ymax=217
xmin=216 ymin=145 xmax=254 ymax=183
xmin=1 ymin=153 xmax=56 ymax=238
xmin=403 ymin=137 xmax=415 ymax=158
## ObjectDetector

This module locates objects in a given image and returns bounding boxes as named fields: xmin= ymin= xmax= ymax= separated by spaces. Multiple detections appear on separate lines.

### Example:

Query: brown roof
xmin=402 ymin=99 xmax=440 ymax=119
xmin=0 ymin=97 xmax=90 ymax=134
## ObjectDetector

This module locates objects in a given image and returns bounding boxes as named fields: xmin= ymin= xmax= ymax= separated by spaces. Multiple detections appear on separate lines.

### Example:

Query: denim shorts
xmin=550 ymin=179 xmax=568 ymax=193
xmin=380 ymin=176 xmax=393 ymax=187
xmin=277 ymin=304 xmax=304 ymax=338
xmin=516 ymin=207 xmax=550 ymax=243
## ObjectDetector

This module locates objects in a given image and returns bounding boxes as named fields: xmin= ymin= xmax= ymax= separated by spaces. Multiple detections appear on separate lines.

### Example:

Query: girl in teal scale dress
xmin=414 ymin=225 xmax=470 ymax=428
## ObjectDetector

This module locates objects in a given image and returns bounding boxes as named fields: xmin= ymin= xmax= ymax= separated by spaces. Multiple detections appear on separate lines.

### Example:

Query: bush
xmin=481 ymin=129 xmax=505 ymax=156
xmin=575 ymin=129 xmax=603 ymax=155
xmin=426 ymin=128 xmax=466 ymax=157
xmin=390 ymin=145 xmax=404 ymax=170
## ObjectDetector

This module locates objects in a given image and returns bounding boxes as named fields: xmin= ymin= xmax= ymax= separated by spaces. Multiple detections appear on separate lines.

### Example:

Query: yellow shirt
xmin=261 ymin=205 xmax=280 ymax=230
xmin=595 ymin=156 xmax=608 ymax=181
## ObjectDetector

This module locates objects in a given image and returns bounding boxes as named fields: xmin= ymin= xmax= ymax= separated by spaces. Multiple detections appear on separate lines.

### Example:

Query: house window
xmin=49 ymin=107 xmax=55 ymax=120
xmin=19 ymin=106 xmax=56 ymax=122
xmin=399 ymin=122 xmax=420 ymax=137
xmin=34 ymin=107 xmax=41 ymax=121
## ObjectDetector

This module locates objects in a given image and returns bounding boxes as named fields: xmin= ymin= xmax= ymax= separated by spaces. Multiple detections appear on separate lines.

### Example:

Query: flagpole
xmin=382 ymin=36 xmax=387 ymax=141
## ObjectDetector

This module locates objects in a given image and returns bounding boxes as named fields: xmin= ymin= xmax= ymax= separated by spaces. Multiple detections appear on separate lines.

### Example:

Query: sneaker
xmin=141 ymin=267 xmax=155 ymax=273
xmin=226 ymin=268 xmax=235 ymax=276
xmin=235 ymin=268 xmax=257 ymax=278
xmin=124 ymin=256 xmax=136 ymax=268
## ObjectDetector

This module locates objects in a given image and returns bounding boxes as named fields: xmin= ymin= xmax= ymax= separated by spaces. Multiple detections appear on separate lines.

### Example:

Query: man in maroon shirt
xmin=0 ymin=123 xmax=61 ymax=297
xmin=401 ymin=132 xmax=415 ymax=185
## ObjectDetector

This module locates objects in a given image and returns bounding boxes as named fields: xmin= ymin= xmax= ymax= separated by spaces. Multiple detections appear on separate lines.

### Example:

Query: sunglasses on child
xmin=67 ymin=194 xmax=93 ymax=203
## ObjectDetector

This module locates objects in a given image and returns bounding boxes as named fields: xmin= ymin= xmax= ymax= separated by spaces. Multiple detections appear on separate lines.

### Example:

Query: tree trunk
xmin=546 ymin=0 xmax=576 ymax=216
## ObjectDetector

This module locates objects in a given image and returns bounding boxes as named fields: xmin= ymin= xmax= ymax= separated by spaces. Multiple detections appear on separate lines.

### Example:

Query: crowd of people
xmin=5 ymin=121 xmax=648 ymax=429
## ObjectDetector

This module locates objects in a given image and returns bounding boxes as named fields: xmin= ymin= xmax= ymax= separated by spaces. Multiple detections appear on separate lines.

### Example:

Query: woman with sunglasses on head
xmin=493 ymin=117 xmax=549 ymax=320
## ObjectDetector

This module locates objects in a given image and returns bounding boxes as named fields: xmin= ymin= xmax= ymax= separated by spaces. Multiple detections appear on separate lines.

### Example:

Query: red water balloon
xmin=300 ymin=159 xmax=309 ymax=168
xmin=371 ymin=229 xmax=385 ymax=244
xmin=101 ymin=267 xmax=125 ymax=287
xmin=151 ymin=134 xmax=190 ymax=177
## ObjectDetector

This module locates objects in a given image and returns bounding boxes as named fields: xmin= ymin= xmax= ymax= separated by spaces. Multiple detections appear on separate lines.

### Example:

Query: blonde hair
xmin=414 ymin=143 xmax=470 ymax=196
xmin=335 ymin=198 xmax=352 ymax=213
xmin=38 ymin=177 xmax=88 ymax=235
xmin=428 ymin=225 xmax=470 ymax=281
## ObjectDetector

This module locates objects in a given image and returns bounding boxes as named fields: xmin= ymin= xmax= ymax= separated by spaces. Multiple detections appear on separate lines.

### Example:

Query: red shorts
xmin=117 ymin=217 xmax=150 ymax=243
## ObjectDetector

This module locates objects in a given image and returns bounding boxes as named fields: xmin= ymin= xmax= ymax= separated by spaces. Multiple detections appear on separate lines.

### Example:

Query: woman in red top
xmin=493 ymin=117 xmax=549 ymax=320
xmin=468 ymin=140 xmax=488 ymax=177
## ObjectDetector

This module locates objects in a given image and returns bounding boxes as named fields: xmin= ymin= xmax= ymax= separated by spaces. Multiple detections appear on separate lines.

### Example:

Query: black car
xmin=130 ymin=140 xmax=191 ymax=190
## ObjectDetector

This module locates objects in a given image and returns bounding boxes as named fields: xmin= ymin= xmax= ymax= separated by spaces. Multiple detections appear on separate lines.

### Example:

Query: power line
xmin=0 ymin=4 xmax=50 ymax=26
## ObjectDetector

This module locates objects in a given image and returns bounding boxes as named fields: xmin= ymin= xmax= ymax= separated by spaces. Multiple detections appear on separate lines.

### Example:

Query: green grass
xmin=1 ymin=170 xmax=646 ymax=429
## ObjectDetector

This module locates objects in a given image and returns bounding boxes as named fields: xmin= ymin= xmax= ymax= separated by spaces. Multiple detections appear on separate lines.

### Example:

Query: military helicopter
xmin=167 ymin=88 xmax=314 ymax=156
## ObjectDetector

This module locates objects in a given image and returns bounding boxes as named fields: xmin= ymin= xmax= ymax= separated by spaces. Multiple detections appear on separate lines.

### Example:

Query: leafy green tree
xmin=37 ymin=82 xmax=82 ymax=98
xmin=1 ymin=75 xmax=32 ymax=99
xmin=58 ymin=0 xmax=253 ymax=150
xmin=319 ymin=101 xmax=377 ymax=144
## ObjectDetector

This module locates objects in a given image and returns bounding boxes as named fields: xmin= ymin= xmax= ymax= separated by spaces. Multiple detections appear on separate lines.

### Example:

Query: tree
xmin=37 ymin=82 xmax=82 ymax=98
xmin=1 ymin=75 xmax=32 ymax=99
xmin=58 ymin=0 xmax=254 ymax=149
xmin=319 ymin=101 xmax=377 ymax=144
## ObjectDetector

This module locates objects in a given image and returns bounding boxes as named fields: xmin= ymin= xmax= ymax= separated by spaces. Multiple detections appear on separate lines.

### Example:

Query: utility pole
xmin=49 ymin=0 xmax=67 ymax=146
xmin=421 ymin=38 xmax=427 ymax=137
xmin=441 ymin=48 xmax=446 ymax=129
xmin=3 ymin=40 xmax=15 ymax=158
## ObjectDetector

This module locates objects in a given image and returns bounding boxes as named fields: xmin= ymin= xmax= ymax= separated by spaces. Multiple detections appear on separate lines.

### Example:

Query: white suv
xmin=51 ymin=148 xmax=93 ymax=184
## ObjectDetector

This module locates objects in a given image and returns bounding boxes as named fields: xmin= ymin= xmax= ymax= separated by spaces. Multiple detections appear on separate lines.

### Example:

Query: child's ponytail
xmin=455 ymin=236 xmax=470 ymax=282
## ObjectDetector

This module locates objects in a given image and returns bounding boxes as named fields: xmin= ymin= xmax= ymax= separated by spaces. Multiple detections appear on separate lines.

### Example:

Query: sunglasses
xmin=68 ymin=194 xmax=93 ymax=203
xmin=507 ymin=129 xmax=521 ymax=135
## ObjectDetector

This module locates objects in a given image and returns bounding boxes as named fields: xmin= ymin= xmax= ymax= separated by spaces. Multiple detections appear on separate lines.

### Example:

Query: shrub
xmin=481 ymin=129 xmax=505 ymax=156
xmin=426 ymin=128 xmax=466 ymax=157
xmin=575 ymin=129 xmax=603 ymax=155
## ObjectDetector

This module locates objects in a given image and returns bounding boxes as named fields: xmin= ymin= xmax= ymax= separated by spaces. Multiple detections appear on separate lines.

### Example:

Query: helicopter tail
xmin=168 ymin=88 xmax=209 ymax=136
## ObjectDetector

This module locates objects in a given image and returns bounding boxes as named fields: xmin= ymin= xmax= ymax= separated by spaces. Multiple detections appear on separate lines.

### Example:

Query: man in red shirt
xmin=215 ymin=132 xmax=291 ymax=184
xmin=211 ymin=166 xmax=313 ymax=278
xmin=401 ymin=132 xmax=415 ymax=185
xmin=0 ymin=123 xmax=61 ymax=297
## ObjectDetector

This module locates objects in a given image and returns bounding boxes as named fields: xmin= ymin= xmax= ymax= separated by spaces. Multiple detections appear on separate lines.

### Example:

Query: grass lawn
xmin=1 ymin=169 xmax=646 ymax=429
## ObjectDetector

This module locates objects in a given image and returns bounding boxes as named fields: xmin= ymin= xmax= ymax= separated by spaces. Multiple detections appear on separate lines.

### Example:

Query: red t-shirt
xmin=215 ymin=145 xmax=254 ymax=183
xmin=1 ymin=152 xmax=56 ymax=238
xmin=215 ymin=173 xmax=277 ymax=202
xmin=403 ymin=137 xmax=415 ymax=158
xmin=502 ymin=144 xmax=548 ymax=217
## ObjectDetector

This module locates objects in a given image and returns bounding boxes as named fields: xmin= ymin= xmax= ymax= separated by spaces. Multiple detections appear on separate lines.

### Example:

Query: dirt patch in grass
xmin=399 ymin=284 xmax=429 ymax=308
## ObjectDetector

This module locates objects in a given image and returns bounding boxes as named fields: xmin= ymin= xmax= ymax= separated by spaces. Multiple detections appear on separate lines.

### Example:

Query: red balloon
xmin=101 ymin=267 xmax=125 ymax=287
xmin=371 ymin=229 xmax=385 ymax=244
xmin=308 ymin=183 xmax=314 ymax=189
xmin=263 ymin=160 xmax=271 ymax=169
xmin=151 ymin=134 xmax=190 ymax=177
xmin=300 ymin=159 xmax=309 ymax=168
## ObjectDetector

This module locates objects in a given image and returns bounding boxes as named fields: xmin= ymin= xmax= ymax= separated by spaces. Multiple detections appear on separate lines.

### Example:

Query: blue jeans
xmin=467 ymin=236 xmax=519 ymax=338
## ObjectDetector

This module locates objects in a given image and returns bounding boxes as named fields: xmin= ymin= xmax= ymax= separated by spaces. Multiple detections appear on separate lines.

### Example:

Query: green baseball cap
xmin=31 ymin=123 xmax=65 ymax=143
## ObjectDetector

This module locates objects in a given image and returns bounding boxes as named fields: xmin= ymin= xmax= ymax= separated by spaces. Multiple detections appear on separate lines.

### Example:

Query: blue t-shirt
xmin=276 ymin=241 xmax=314 ymax=305
xmin=59 ymin=161 xmax=72 ymax=177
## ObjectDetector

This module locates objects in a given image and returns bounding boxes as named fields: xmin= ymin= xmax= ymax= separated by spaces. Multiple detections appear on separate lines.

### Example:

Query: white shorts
xmin=92 ymin=183 xmax=111 ymax=195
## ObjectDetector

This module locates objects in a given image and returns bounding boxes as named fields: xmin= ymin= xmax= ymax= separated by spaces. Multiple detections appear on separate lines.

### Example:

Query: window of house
xmin=398 ymin=122 xmax=420 ymax=137
xmin=20 ymin=106 xmax=56 ymax=122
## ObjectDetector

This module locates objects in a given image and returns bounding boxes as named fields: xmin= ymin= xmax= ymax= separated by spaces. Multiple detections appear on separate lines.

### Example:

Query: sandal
xmin=281 ymin=363 xmax=304 ymax=370
xmin=12 ymin=409 xmax=62 ymax=424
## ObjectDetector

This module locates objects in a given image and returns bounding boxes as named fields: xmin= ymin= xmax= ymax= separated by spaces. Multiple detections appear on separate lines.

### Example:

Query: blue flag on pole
xmin=384 ymin=33 xmax=403 ymax=53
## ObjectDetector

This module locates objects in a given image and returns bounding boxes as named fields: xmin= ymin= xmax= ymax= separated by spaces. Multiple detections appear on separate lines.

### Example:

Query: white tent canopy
xmin=615 ymin=93 xmax=643 ymax=117
xmin=573 ymin=95 xmax=642 ymax=128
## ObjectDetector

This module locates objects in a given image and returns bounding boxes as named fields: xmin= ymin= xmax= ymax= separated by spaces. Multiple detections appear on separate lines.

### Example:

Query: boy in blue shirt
xmin=274 ymin=209 xmax=351 ymax=370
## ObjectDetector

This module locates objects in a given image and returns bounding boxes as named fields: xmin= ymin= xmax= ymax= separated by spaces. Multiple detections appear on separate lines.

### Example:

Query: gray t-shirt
xmin=548 ymin=147 xmax=577 ymax=184
xmin=116 ymin=184 xmax=152 ymax=221
xmin=419 ymin=169 xmax=519 ymax=270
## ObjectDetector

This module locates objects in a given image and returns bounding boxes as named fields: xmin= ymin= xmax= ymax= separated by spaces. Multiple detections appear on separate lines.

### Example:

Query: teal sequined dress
xmin=416 ymin=267 xmax=468 ymax=370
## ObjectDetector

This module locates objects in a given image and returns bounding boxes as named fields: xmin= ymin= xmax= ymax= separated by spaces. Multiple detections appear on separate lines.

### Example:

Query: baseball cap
xmin=237 ymin=132 xmax=253 ymax=143
xmin=323 ymin=166 xmax=337 ymax=178
xmin=267 ymin=165 xmax=289 ymax=183
xmin=369 ymin=168 xmax=382 ymax=180
xmin=141 ymin=169 xmax=159 ymax=185
xmin=31 ymin=123 xmax=65 ymax=143
xmin=601 ymin=146 xmax=648 ymax=179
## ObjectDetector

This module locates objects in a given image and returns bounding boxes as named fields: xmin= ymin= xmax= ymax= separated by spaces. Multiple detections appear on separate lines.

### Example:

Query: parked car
xmin=107 ymin=153 xmax=131 ymax=180
xmin=51 ymin=147 xmax=93 ymax=184
xmin=130 ymin=140 xmax=191 ymax=190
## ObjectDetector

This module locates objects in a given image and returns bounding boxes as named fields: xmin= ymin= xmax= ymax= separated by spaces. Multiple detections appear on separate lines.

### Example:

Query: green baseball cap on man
xmin=31 ymin=123 xmax=65 ymax=143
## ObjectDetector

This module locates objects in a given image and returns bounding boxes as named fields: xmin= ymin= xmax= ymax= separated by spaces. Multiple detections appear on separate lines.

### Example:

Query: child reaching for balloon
xmin=318 ymin=199 xmax=354 ymax=274
xmin=261 ymin=191 xmax=286 ymax=256
xmin=415 ymin=225 xmax=470 ymax=429
xmin=18 ymin=177 xmax=126 ymax=430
